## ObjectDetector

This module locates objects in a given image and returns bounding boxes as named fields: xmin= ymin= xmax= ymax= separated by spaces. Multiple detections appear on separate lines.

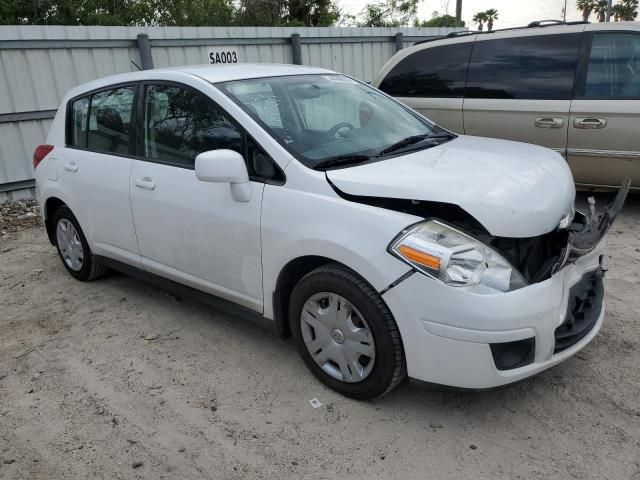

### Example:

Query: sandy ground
xmin=0 ymin=195 xmax=639 ymax=480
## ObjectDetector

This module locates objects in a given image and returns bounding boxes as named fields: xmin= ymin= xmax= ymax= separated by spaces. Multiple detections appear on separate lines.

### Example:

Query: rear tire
xmin=289 ymin=263 xmax=406 ymax=400
xmin=53 ymin=206 xmax=107 ymax=281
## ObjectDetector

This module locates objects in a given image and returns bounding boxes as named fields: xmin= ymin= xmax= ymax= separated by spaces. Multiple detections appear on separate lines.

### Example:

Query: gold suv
xmin=374 ymin=20 xmax=640 ymax=188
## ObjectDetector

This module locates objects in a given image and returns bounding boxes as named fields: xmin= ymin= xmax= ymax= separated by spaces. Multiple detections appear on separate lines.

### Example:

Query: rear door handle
xmin=134 ymin=177 xmax=156 ymax=190
xmin=63 ymin=162 xmax=78 ymax=172
xmin=534 ymin=117 xmax=564 ymax=129
xmin=573 ymin=117 xmax=607 ymax=129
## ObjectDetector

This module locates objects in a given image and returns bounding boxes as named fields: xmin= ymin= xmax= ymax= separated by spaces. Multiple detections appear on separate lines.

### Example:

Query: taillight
xmin=33 ymin=144 xmax=54 ymax=169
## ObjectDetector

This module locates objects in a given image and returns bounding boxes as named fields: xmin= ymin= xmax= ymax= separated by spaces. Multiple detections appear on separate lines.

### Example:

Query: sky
xmin=338 ymin=0 xmax=585 ymax=28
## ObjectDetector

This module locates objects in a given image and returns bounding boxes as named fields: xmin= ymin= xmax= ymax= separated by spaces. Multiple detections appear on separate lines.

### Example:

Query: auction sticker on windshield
xmin=208 ymin=47 xmax=239 ymax=65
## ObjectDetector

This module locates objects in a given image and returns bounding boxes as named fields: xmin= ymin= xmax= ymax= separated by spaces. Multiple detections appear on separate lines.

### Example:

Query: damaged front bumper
xmin=553 ymin=177 xmax=631 ymax=274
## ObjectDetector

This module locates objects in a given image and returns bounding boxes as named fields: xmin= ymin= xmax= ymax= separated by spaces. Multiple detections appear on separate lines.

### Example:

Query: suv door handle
xmin=63 ymin=162 xmax=78 ymax=172
xmin=534 ymin=117 xmax=564 ymax=129
xmin=134 ymin=177 xmax=156 ymax=190
xmin=573 ymin=117 xmax=607 ymax=129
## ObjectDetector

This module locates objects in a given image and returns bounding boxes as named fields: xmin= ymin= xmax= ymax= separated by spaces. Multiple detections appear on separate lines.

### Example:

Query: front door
xmin=568 ymin=30 xmax=640 ymax=187
xmin=129 ymin=83 xmax=265 ymax=311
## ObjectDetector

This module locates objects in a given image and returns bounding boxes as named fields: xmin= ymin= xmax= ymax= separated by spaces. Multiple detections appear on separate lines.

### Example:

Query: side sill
xmin=94 ymin=255 xmax=274 ymax=330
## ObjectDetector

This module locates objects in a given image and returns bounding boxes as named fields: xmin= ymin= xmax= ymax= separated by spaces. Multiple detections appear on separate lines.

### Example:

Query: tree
xmin=484 ymin=8 xmax=498 ymax=31
xmin=416 ymin=13 xmax=464 ymax=27
xmin=612 ymin=0 xmax=638 ymax=20
xmin=472 ymin=11 xmax=487 ymax=31
xmin=358 ymin=0 xmax=418 ymax=27
xmin=576 ymin=0 xmax=595 ymax=21
xmin=593 ymin=0 xmax=608 ymax=21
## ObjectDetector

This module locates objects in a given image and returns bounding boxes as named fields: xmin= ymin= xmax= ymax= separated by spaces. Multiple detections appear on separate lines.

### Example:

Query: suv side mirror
xmin=195 ymin=149 xmax=251 ymax=202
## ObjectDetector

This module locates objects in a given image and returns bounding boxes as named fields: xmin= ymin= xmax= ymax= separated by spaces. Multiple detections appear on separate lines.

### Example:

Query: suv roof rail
xmin=413 ymin=20 xmax=589 ymax=46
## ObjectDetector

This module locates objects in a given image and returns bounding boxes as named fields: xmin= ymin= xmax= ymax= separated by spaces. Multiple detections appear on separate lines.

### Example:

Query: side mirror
xmin=195 ymin=149 xmax=252 ymax=202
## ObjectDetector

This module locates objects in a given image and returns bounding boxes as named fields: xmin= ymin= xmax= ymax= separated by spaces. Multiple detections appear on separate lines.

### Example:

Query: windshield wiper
xmin=378 ymin=132 xmax=454 ymax=156
xmin=312 ymin=154 xmax=372 ymax=171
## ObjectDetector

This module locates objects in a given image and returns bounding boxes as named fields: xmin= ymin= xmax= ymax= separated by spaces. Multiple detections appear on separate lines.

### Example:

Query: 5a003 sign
xmin=208 ymin=47 xmax=239 ymax=64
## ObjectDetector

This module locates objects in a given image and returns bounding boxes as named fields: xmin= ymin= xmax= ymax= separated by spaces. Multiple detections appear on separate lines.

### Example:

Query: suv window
xmin=87 ymin=86 xmax=135 ymax=154
xmin=584 ymin=33 xmax=640 ymax=98
xmin=378 ymin=43 xmax=473 ymax=97
xmin=143 ymin=84 xmax=242 ymax=168
xmin=466 ymin=34 xmax=582 ymax=100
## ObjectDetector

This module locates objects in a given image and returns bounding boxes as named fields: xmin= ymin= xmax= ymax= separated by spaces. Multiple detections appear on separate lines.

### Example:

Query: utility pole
xmin=455 ymin=0 xmax=462 ymax=23
xmin=562 ymin=0 xmax=567 ymax=21
xmin=605 ymin=0 xmax=613 ymax=21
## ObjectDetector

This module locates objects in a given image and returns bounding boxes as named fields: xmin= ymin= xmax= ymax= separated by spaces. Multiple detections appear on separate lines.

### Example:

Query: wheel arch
xmin=44 ymin=196 xmax=67 ymax=245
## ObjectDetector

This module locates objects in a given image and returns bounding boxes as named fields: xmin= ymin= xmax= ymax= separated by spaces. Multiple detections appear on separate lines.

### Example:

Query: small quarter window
xmin=87 ymin=87 xmax=135 ymax=154
xmin=584 ymin=33 xmax=640 ymax=98
xmin=70 ymin=97 xmax=89 ymax=148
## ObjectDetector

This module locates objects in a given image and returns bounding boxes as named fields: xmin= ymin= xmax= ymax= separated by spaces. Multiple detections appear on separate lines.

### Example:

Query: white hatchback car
xmin=34 ymin=64 xmax=628 ymax=399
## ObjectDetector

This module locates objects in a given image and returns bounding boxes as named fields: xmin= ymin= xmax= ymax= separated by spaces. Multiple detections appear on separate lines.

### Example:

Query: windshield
xmin=218 ymin=74 xmax=453 ymax=170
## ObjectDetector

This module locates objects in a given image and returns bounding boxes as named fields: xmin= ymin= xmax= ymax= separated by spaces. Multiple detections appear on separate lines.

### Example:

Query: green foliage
xmin=417 ymin=14 xmax=464 ymax=27
xmin=0 ymin=0 xmax=340 ymax=26
xmin=358 ymin=0 xmax=419 ymax=27
xmin=472 ymin=8 xmax=497 ymax=31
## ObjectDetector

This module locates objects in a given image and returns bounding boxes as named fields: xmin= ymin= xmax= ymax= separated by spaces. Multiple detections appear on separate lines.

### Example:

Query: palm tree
xmin=484 ymin=8 xmax=498 ymax=31
xmin=576 ymin=0 xmax=595 ymax=21
xmin=614 ymin=0 xmax=639 ymax=20
xmin=455 ymin=0 xmax=462 ymax=22
xmin=593 ymin=0 xmax=608 ymax=21
xmin=472 ymin=11 xmax=487 ymax=31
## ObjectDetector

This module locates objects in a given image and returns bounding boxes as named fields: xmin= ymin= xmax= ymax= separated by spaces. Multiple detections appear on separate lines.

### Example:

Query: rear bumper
xmin=382 ymin=239 xmax=606 ymax=388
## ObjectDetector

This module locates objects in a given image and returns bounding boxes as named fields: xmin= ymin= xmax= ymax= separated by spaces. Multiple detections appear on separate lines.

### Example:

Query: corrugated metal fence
xmin=0 ymin=25 xmax=462 ymax=200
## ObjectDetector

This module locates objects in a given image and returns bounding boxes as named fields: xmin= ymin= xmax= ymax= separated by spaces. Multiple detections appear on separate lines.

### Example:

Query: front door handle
xmin=63 ymin=162 xmax=78 ymax=172
xmin=134 ymin=177 xmax=156 ymax=190
xmin=534 ymin=117 xmax=565 ymax=129
xmin=573 ymin=117 xmax=607 ymax=129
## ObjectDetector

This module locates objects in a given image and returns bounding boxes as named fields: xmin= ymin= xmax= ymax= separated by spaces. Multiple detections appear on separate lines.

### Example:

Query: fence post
xmin=291 ymin=33 xmax=302 ymax=65
xmin=137 ymin=33 xmax=154 ymax=70
xmin=394 ymin=32 xmax=404 ymax=52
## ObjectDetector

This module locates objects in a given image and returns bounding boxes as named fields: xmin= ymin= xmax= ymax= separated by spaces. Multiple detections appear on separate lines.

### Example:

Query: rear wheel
xmin=289 ymin=264 xmax=406 ymax=400
xmin=53 ymin=206 xmax=107 ymax=281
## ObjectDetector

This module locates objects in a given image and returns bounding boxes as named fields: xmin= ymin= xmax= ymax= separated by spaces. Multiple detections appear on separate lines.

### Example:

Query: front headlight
xmin=389 ymin=220 xmax=528 ymax=293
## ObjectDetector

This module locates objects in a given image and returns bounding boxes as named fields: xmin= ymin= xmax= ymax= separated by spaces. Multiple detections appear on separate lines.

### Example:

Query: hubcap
xmin=300 ymin=292 xmax=375 ymax=383
xmin=56 ymin=218 xmax=84 ymax=272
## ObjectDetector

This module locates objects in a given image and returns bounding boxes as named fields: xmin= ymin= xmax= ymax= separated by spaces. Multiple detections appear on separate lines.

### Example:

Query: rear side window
xmin=87 ymin=87 xmax=135 ymax=154
xmin=143 ymin=84 xmax=242 ymax=168
xmin=466 ymin=34 xmax=582 ymax=100
xmin=584 ymin=33 xmax=640 ymax=98
xmin=378 ymin=43 xmax=473 ymax=97
xmin=70 ymin=97 xmax=89 ymax=148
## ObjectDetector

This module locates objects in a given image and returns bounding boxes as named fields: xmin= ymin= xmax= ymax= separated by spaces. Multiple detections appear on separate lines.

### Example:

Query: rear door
xmin=376 ymin=39 xmax=474 ymax=133
xmin=62 ymin=85 xmax=140 ymax=266
xmin=568 ymin=26 xmax=640 ymax=187
xmin=463 ymin=29 xmax=584 ymax=155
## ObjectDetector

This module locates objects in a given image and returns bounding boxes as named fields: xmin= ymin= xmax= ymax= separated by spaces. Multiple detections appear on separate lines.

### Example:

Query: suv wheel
xmin=289 ymin=264 xmax=406 ymax=400
xmin=53 ymin=206 xmax=107 ymax=281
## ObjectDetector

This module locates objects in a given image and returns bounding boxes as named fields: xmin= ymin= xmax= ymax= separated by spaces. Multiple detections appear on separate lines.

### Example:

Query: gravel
xmin=0 ymin=193 xmax=639 ymax=479
xmin=0 ymin=199 xmax=42 ymax=235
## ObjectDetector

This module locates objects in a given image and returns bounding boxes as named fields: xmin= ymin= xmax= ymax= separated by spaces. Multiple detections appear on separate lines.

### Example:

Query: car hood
xmin=326 ymin=135 xmax=575 ymax=238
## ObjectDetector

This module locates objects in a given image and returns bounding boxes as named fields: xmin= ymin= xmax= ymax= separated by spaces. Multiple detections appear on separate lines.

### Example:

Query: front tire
xmin=53 ymin=206 xmax=107 ymax=281
xmin=289 ymin=264 xmax=406 ymax=400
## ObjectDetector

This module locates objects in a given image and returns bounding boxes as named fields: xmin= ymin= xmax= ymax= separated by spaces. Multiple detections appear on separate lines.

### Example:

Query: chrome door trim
xmin=567 ymin=148 xmax=640 ymax=160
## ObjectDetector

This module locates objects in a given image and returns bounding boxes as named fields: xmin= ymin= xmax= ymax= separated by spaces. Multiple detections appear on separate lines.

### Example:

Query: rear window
xmin=378 ymin=43 xmax=473 ymax=98
xmin=584 ymin=33 xmax=640 ymax=98
xmin=466 ymin=34 xmax=582 ymax=100
xmin=87 ymin=87 xmax=135 ymax=154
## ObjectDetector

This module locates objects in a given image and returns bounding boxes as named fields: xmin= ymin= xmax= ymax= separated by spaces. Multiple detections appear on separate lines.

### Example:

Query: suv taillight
xmin=33 ymin=144 xmax=54 ymax=169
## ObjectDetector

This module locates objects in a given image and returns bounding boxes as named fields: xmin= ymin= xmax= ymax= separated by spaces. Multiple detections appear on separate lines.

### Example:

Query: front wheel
xmin=289 ymin=264 xmax=406 ymax=400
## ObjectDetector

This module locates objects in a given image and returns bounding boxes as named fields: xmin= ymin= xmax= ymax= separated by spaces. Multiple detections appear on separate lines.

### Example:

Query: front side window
xmin=87 ymin=87 xmax=135 ymax=154
xmin=378 ymin=43 xmax=473 ymax=98
xmin=466 ymin=34 xmax=582 ymax=100
xmin=143 ymin=84 xmax=242 ymax=168
xmin=220 ymin=74 xmax=448 ymax=169
xmin=584 ymin=33 xmax=640 ymax=98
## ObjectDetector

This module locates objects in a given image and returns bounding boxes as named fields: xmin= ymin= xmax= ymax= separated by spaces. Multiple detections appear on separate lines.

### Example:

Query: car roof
xmin=65 ymin=63 xmax=335 ymax=100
